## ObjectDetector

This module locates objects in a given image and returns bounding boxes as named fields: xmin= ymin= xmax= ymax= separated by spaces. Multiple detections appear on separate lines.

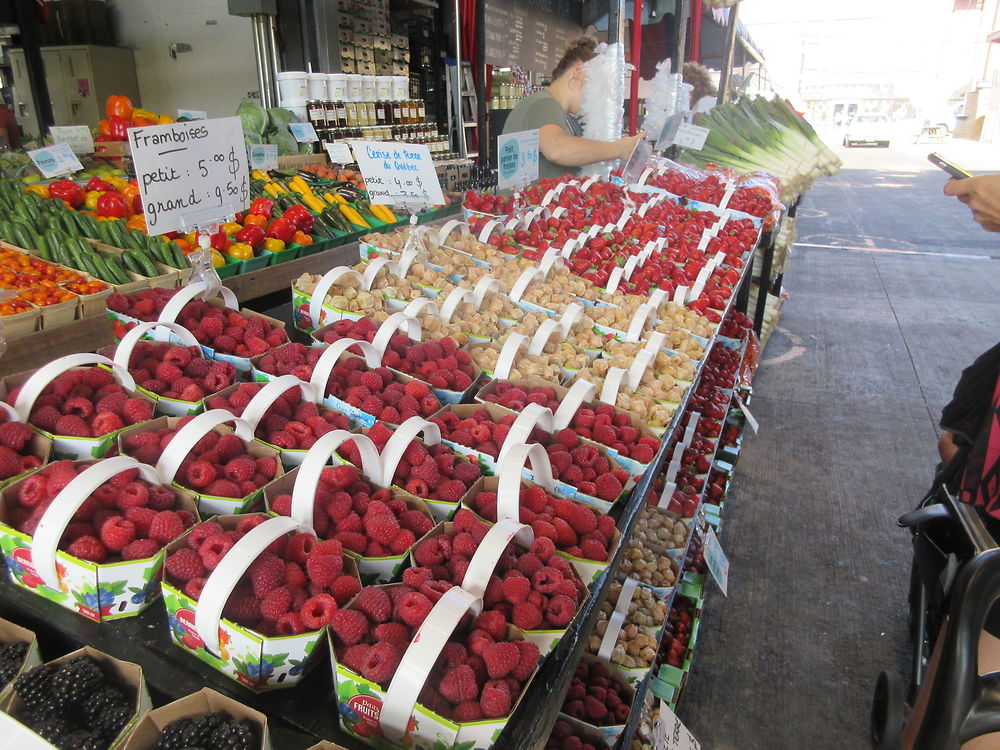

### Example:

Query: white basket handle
xmin=625 ymin=303 xmax=656 ymax=342
xmin=586 ymin=224 xmax=601 ymax=240
xmin=402 ymin=298 xmax=439 ymax=319
xmin=558 ymin=237 xmax=578 ymax=259
xmin=154 ymin=409 xmax=254 ymax=484
xmin=559 ymin=303 xmax=584 ymax=336
xmin=552 ymin=378 xmax=595 ymax=431
xmin=158 ymin=282 xmax=238 ymax=327
xmin=240 ymin=375 xmax=318 ymax=433
xmin=436 ymin=219 xmax=468 ymax=246
xmin=648 ymin=288 xmax=670 ymax=310
xmin=113 ymin=321 xmax=200 ymax=370
xmin=379 ymin=416 xmax=441 ymax=487
xmin=637 ymin=167 xmax=653 ymax=186
xmin=380 ymin=586 xmax=482 ymax=742
xmin=597 ymin=576 xmax=639 ymax=660
xmin=476 ymin=220 xmax=502 ymax=244
xmin=392 ymin=247 xmax=421 ymax=279
xmin=540 ymin=188 xmax=557 ymax=206
xmin=616 ymin=208 xmax=633 ymax=231
xmin=643 ymin=331 xmax=667 ymax=355
xmin=291 ymin=429 xmax=381 ymax=525
xmin=15 ymin=354 xmax=137 ymax=420
xmin=599 ymin=367 xmax=628 ymax=406
xmin=371 ymin=313 xmax=421 ymax=359
xmin=627 ymin=348 xmax=654 ymax=391
xmin=363 ymin=256 xmax=398 ymax=288
xmin=682 ymin=412 xmax=701 ymax=447
xmin=0 ymin=400 xmax=19 ymax=422
xmin=497 ymin=442 xmax=554 ymax=523
xmin=604 ymin=267 xmax=626 ymax=296
xmin=657 ymin=443 xmax=686 ymax=509
xmin=551 ymin=206 xmax=567 ymax=219
xmin=673 ymin=285 xmax=689 ymax=304
xmin=538 ymin=251 xmax=566 ymax=276
xmin=439 ymin=287 xmax=476 ymax=323
xmin=494 ymin=333 xmax=528 ymax=380
xmin=197 ymin=515 xmax=314 ymax=655
xmin=503 ymin=216 xmax=519 ymax=232
xmin=579 ymin=177 xmax=596 ymax=191
xmin=496 ymin=404 xmax=553 ymax=466
xmin=309 ymin=266 xmax=365 ymax=329
xmin=308 ymin=339 xmax=382 ymax=397
xmin=32 ymin=456 xmax=161 ymax=589
xmin=508 ymin=267 xmax=541 ymax=304
xmin=461 ymin=518 xmax=534 ymax=599
xmin=527 ymin=318 xmax=562 ymax=357
xmin=472 ymin=276 xmax=501 ymax=308
xmin=601 ymin=222 xmax=616 ymax=235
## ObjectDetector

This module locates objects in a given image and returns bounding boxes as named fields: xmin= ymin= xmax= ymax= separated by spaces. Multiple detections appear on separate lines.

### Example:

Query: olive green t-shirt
xmin=502 ymin=90 xmax=574 ymax=181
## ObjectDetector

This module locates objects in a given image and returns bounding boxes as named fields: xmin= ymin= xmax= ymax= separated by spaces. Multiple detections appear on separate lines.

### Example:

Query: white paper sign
xmin=654 ymin=700 xmax=702 ymax=750
xmin=49 ymin=125 xmax=94 ymax=154
xmin=177 ymin=109 xmax=207 ymax=121
xmin=325 ymin=142 xmax=354 ymax=164
xmin=289 ymin=122 xmax=319 ymax=143
xmin=704 ymin=526 xmax=730 ymax=596
xmin=128 ymin=116 xmax=250 ymax=235
xmin=247 ymin=143 xmax=278 ymax=170
xmin=670 ymin=123 xmax=710 ymax=151
xmin=497 ymin=129 xmax=539 ymax=190
xmin=27 ymin=142 xmax=83 ymax=178
xmin=350 ymin=140 xmax=444 ymax=207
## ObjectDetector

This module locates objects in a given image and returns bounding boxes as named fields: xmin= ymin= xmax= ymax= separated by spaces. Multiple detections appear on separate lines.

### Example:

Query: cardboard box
xmin=122 ymin=687 xmax=271 ymax=750
xmin=0 ymin=618 xmax=40 ymax=703
xmin=306 ymin=743 xmax=352 ymax=750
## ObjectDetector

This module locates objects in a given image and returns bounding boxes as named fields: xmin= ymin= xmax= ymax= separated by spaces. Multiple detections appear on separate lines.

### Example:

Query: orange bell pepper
xmin=173 ymin=238 xmax=194 ymax=255
xmin=126 ymin=215 xmax=147 ymax=232
xmin=243 ymin=213 xmax=268 ymax=229
xmin=106 ymin=95 xmax=133 ymax=120
xmin=98 ymin=119 xmax=113 ymax=138
xmin=131 ymin=116 xmax=155 ymax=127
xmin=291 ymin=231 xmax=312 ymax=246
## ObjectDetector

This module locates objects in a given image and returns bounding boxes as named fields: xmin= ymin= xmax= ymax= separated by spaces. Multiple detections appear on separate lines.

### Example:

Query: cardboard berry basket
xmin=0 ymin=418 xmax=51 ymax=490
xmin=306 ymin=742 xmax=352 ymax=750
xmin=117 ymin=411 xmax=282 ymax=516
xmin=264 ymin=428 xmax=433 ymax=583
xmin=0 ymin=456 xmax=199 ymax=622
xmin=430 ymin=400 xmax=549 ymax=476
xmin=160 ymin=514 xmax=356 ymax=690
xmin=0 ymin=645 xmax=152 ymax=748
xmin=121 ymin=687 xmax=272 ymax=750
xmin=461 ymin=444 xmax=621 ymax=585
xmin=291 ymin=260 xmax=398 ymax=334
xmin=331 ymin=585 xmax=540 ymax=750
xmin=91 ymin=239 xmax=182 ymax=290
xmin=587 ymin=577 xmax=660 ymax=687
xmin=558 ymin=654 xmax=636 ymax=746
xmin=4 ymin=353 xmax=156 ymax=460
xmin=0 ymin=303 xmax=41 ymax=339
xmin=0 ymin=617 xmax=40 ymax=703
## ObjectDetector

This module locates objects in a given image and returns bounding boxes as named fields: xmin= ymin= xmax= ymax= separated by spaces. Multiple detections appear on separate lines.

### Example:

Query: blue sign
xmin=496 ymin=129 xmax=539 ymax=190
xmin=27 ymin=142 xmax=83 ymax=178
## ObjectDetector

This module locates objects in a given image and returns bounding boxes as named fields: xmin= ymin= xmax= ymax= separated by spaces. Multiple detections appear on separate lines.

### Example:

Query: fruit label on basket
xmin=704 ymin=526 xmax=729 ymax=596
xmin=129 ymin=116 xmax=249 ymax=235
xmin=288 ymin=122 xmax=319 ymax=143
xmin=27 ymin=142 xmax=84 ymax=178
xmin=350 ymin=140 xmax=444 ymax=208
xmin=325 ymin=142 xmax=354 ymax=164
xmin=497 ymin=129 xmax=539 ymax=191
xmin=49 ymin=125 xmax=94 ymax=154
xmin=248 ymin=143 xmax=278 ymax=170
xmin=654 ymin=700 xmax=702 ymax=750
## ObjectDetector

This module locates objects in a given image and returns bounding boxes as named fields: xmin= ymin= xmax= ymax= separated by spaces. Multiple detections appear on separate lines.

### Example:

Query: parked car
xmin=843 ymin=114 xmax=892 ymax=148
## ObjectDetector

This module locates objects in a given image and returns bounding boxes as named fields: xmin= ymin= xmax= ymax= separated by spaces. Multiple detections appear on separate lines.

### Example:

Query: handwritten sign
xmin=670 ymin=123 xmax=710 ymax=151
xmin=325 ymin=142 xmax=354 ymax=164
xmin=27 ymin=143 xmax=83 ymax=178
xmin=654 ymin=701 xmax=701 ymax=750
xmin=288 ymin=122 xmax=319 ymax=143
xmin=497 ymin=129 xmax=539 ymax=190
xmin=177 ymin=109 xmax=207 ymax=121
xmin=704 ymin=526 xmax=730 ymax=595
xmin=247 ymin=143 xmax=278 ymax=170
xmin=129 ymin=116 xmax=249 ymax=235
xmin=350 ymin=140 xmax=444 ymax=207
xmin=49 ymin=125 xmax=94 ymax=154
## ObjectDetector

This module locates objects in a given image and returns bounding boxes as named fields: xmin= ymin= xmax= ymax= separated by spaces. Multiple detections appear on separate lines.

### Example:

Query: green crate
xmin=266 ymin=245 xmax=302 ymax=265
xmin=215 ymin=257 xmax=241 ymax=279
xmin=236 ymin=253 xmax=271 ymax=274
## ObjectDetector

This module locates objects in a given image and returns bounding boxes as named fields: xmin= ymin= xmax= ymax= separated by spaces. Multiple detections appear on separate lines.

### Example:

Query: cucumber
xmin=88 ymin=253 xmax=114 ymax=283
xmin=0 ymin=219 xmax=14 ymax=242
xmin=167 ymin=240 xmax=187 ymax=268
xmin=77 ymin=252 xmax=100 ymax=278
xmin=35 ymin=234 xmax=51 ymax=262
xmin=130 ymin=248 xmax=158 ymax=277
xmin=11 ymin=223 xmax=34 ymax=251
xmin=119 ymin=251 xmax=140 ymax=275
xmin=104 ymin=256 xmax=129 ymax=285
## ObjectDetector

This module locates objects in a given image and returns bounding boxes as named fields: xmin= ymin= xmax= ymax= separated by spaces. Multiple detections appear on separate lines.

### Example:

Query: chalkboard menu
xmin=484 ymin=0 xmax=586 ymax=77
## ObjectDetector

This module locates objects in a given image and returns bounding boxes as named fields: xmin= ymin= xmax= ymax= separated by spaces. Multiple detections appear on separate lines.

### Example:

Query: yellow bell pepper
xmin=221 ymin=221 xmax=243 ymax=237
xmin=184 ymin=232 xmax=198 ymax=245
xmin=302 ymin=194 xmax=326 ymax=213
xmin=24 ymin=184 xmax=50 ymax=198
xmin=157 ymin=114 xmax=175 ymax=125
xmin=104 ymin=176 xmax=128 ymax=190
xmin=211 ymin=250 xmax=226 ymax=267
xmin=84 ymin=190 xmax=104 ymax=211
xmin=339 ymin=204 xmax=369 ymax=228
xmin=227 ymin=242 xmax=254 ymax=260
xmin=263 ymin=238 xmax=285 ymax=253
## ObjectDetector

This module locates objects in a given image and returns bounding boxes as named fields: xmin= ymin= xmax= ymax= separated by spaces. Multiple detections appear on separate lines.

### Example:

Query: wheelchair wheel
xmin=871 ymin=669 xmax=906 ymax=749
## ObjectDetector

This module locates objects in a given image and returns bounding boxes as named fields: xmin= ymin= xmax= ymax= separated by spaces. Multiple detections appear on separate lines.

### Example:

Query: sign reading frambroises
xmin=349 ymin=140 xmax=444 ymax=207
xmin=128 ymin=116 xmax=249 ymax=235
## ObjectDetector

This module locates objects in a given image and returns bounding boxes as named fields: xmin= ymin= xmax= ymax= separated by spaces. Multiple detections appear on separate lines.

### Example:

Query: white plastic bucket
xmin=307 ymin=72 xmax=328 ymax=99
xmin=276 ymin=71 xmax=308 ymax=101
xmin=392 ymin=75 xmax=409 ymax=101
xmin=375 ymin=75 xmax=393 ymax=99
xmin=328 ymin=73 xmax=347 ymax=100
xmin=279 ymin=98 xmax=308 ymax=121
xmin=361 ymin=75 xmax=377 ymax=101
xmin=346 ymin=74 xmax=363 ymax=101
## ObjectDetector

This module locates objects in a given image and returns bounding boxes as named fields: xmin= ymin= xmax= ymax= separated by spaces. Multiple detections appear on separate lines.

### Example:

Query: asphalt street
xmin=679 ymin=136 xmax=1000 ymax=749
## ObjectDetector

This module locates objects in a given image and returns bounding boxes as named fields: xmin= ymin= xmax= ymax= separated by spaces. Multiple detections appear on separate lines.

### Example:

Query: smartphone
xmin=928 ymin=152 xmax=973 ymax=179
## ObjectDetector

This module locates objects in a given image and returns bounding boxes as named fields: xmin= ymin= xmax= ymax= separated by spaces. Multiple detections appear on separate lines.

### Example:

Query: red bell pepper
xmin=48 ymin=179 xmax=85 ymax=208
xmin=210 ymin=228 xmax=231 ymax=251
xmin=96 ymin=192 xmax=129 ymax=218
xmin=249 ymin=198 xmax=274 ymax=218
xmin=109 ymin=117 xmax=130 ymax=140
xmin=85 ymin=177 xmax=115 ymax=193
xmin=235 ymin=224 xmax=266 ymax=248
xmin=283 ymin=205 xmax=314 ymax=233
xmin=265 ymin=217 xmax=295 ymax=243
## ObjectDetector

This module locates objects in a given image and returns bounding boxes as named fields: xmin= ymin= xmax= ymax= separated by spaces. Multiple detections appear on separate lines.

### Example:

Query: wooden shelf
xmin=0 ymin=314 xmax=115 ymax=378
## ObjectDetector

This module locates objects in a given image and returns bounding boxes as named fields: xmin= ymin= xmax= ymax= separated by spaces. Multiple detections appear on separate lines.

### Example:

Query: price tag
xmin=350 ymin=140 xmax=444 ymax=207
xmin=654 ymin=700 xmax=702 ymax=750
xmin=670 ymin=123 xmax=710 ymax=151
xmin=496 ymin=129 xmax=539 ymax=190
xmin=704 ymin=526 xmax=730 ymax=596
xmin=247 ymin=143 xmax=278 ymax=170
xmin=288 ymin=122 xmax=319 ymax=143
xmin=325 ymin=142 xmax=354 ymax=164
xmin=27 ymin=142 xmax=84 ymax=178
xmin=129 ymin=116 xmax=249 ymax=235
xmin=621 ymin=138 xmax=653 ymax=185
xmin=177 ymin=109 xmax=207 ymax=121
xmin=49 ymin=125 xmax=94 ymax=154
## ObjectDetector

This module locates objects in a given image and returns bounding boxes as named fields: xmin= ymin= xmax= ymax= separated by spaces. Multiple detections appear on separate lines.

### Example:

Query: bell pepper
xmin=291 ymin=231 xmax=312 ymax=246
xmin=109 ymin=117 xmax=130 ymax=140
xmin=98 ymin=119 xmax=113 ymax=138
xmin=48 ymin=179 xmax=85 ymax=208
xmin=96 ymin=192 xmax=129 ymax=218
xmin=84 ymin=190 xmax=103 ymax=210
xmin=126 ymin=215 xmax=148 ymax=232
xmin=131 ymin=193 xmax=143 ymax=215
xmin=262 ymin=238 xmax=285 ymax=253
xmin=85 ymin=177 xmax=114 ymax=192
xmin=235 ymin=224 xmax=266 ymax=248
xmin=221 ymin=221 xmax=243 ymax=237
xmin=227 ymin=242 xmax=254 ymax=260
xmin=131 ymin=116 xmax=155 ymax=127
xmin=249 ymin=198 xmax=274 ymax=218
xmin=158 ymin=114 xmax=175 ymax=124
xmin=244 ymin=213 xmax=268 ymax=229
xmin=106 ymin=95 xmax=133 ymax=120
xmin=24 ymin=184 xmax=50 ymax=199
xmin=265 ymin=217 xmax=295 ymax=243
xmin=284 ymin=204 xmax=314 ymax=232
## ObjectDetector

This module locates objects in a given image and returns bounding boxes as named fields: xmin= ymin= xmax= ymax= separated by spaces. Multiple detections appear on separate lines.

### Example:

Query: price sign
xmin=27 ymin=142 xmax=83 ymax=178
xmin=704 ymin=526 xmax=730 ymax=596
xmin=49 ymin=125 xmax=94 ymax=154
xmin=325 ymin=142 xmax=354 ymax=164
xmin=177 ymin=109 xmax=207 ymax=121
xmin=496 ymin=129 xmax=539 ymax=190
xmin=129 ymin=116 xmax=249 ymax=235
xmin=653 ymin=701 xmax=701 ymax=750
xmin=288 ymin=122 xmax=319 ymax=143
xmin=350 ymin=140 xmax=444 ymax=207
xmin=671 ymin=123 xmax=710 ymax=151
xmin=247 ymin=143 xmax=278 ymax=170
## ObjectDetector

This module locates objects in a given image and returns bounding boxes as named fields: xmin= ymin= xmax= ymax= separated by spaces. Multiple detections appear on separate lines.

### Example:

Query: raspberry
xmin=149 ymin=511 xmax=184 ymax=544
xmin=530 ymin=537 xmax=556 ymax=562
xmin=480 ymin=680 xmax=512 ymax=718
xmin=481 ymin=641 xmax=519 ymax=679
xmin=260 ymin=587 xmax=293 ymax=620
xmin=453 ymin=462 xmax=481 ymax=486
xmin=122 ymin=538 xmax=160 ymax=560
xmin=306 ymin=554 xmax=343 ymax=586
xmin=249 ymin=552 xmax=284 ymax=597
xmin=0 ymin=446 xmax=21 ymax=480
xmin=511 ymin=601 xmax=543 ymax=631
xmin=0 ymin=421 xmax=31 ymax=451
xmin=186 ymin=521 xmax=224 ymax=550
xmin=402 ymin=567 xmax=431 ymax=589
xmin=330 ymin=574 xmax=361 ymax=605
xmin=439 ymin=665 xmax=478 ymax=703
xmin=512 ymin=640 xmax=539 ymax=681
xmin=275 ymin=612 xmax=306 ymax=636
xmin=594 ymin=473 xmax=624 ymax=502
xmin=165 ymin=548 xmax=205 ymax=583
xmin=66 ymin=535 xmax=107 ymax=563
xmin=403 ymin=381 xmax=429 ymax=399
xmin=502 ymin=575 xmax=531 ymax=604
xmin=198 ymin=533 xmax=234 ymax=569
xmin=399 ymin=509 xmax=434 ymax=537
xmin=204 ymin=479 xmax=242 ymax=498
xmin=421 ymin=580 xmax=452 ymax=603
xmin=396 ymin=591 xmax=433 ymax=627
xmin=54 ymin=415 xmax=90 ymax=437
xmin=224 ymin=456 xmax=256 ymax=483
xmin=436 ymin=480 xmax=468 ymax=502
xmin=329 ymin=608 xmax=368 ymax=645
xmin=545 ymin=594 xmax=576 ymax=627
xmin=474 ymin=610 xmax=508 ymax=640
xmin=453 ymin=701 xmax=484 ymax=723
xmin=389 ymin=529 xmax=416 ymax=555
xmin=531 ymin=567 xmax=564 ymax=594
xmin=374 ymin=622 xmax=411 ymax=649
xmin=352 ymin=587 xmax=392 ymax=623
xmin=122 ymin=398 xmax=154 ymax=424
xmin=99 ymin=516 xmax=135 ymax=552
xmin=361 ymin=641 xmax=402 ymax=685
xmin=362 ymin=512 xmax=400 ymax=546
xmin=114 ymin=481 xmax=149 ymax=510
xmin=404 ymin=478 xmax=429 ymax=497
xmin=580 ymin=539 xmax=608 ymax=561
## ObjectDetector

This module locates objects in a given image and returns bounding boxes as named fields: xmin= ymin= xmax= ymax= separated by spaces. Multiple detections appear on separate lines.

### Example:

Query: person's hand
xmin=617 ymin=131 xmax=646 ymax=161
xmin=944 ymin=174 xmax=1000 ymax=232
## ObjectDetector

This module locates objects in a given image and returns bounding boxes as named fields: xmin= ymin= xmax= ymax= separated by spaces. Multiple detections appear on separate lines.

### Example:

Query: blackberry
xmin=155 ymin=712 xmax=256 ymax=750
xmin=33 ymin=717 xmax=69 ymax=745
xmin=0 ymin=641 xmax=27 ymax=686
xmin=209 ymin=719 xmax=256 ymax=750
xmin=13 ymin=663 xmax=55 ymax=711
xmin=94 ymin=703 xmax=132 ymax=741
xmin=50 ymin=657 xmax=103 ymax=709
xmin=155 ymin=718 xmax=200 ymax=750
xmin=81 ymin=685 xmax=128 ymax=725
xmin=59 ymin=729 xmax=104 ymax=750
xmin=28 ymin=695 xmax=62 ymax=723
